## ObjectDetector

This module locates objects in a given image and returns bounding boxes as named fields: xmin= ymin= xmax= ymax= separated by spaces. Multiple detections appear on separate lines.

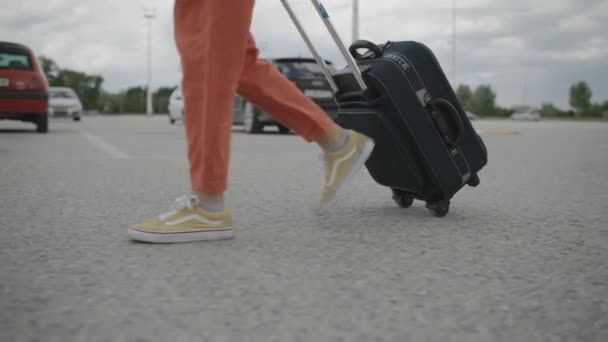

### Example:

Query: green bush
xmin=578 ymin=104 xmax=604 ymax=118
xmin=539 ymin=103 xmax=569 ymax=117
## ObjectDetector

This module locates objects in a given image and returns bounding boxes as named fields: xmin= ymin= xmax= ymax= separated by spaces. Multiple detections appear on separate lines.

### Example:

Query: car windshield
xmin=275 ymin=61 xmax=333 ymax=78
xmin=50 ymin=89 xmax=76 ymax=98
xmin=515 ymin=110 xmax=538 ymax=115
xmin=512 ymin=106 xmax=533 ymax=114
xmin=0 ymin=50 xmax=32 ymax=69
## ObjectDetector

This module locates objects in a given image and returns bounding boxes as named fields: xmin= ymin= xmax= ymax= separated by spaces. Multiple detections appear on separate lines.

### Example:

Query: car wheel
xmin=36 ymin=113 xmax=48 ymax=133
xmin=73 ymin=116 xmax=81 ymax=122
xmin=169 ymin=118 xmax=176 ymax=124
xmin=243 ymin=102 xmax=263 ymax=134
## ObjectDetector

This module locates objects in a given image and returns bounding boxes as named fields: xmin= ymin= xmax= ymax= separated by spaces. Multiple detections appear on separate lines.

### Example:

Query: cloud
xmin=1 ymin=0 xmax=180 ymax=91
xmin=1 ymin=0 xmax=606 ymax=108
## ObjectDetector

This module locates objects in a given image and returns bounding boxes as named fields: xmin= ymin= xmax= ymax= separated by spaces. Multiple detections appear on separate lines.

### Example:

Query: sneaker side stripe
xmin=164 ymin=214 xmax=222 ymax=226
xmin=326 ymin=146 xmax=357 ymax=187
xmin=159 ymin=209 xmax=179 ymax=221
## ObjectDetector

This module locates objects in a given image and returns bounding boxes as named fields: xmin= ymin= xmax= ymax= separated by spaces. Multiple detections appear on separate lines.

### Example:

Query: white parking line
xmin=476 ymin=129 xmax=520 ymax=135
xmin=80 ymin=131 xmax=130 ymax=159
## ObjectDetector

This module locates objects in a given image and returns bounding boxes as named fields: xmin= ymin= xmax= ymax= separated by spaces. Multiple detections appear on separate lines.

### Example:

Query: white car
xmin=168 ymin=87 xmax=183 ymax=124
xmin=167 ymin=86 xmax=247 ymax=126
xmin=48 ymin=87 xmax=83 ymax=121
xmin=511 ymin=109 xmax=541 ymax=121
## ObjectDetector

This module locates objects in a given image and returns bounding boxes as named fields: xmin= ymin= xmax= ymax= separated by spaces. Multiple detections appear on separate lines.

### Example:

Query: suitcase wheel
xmin=426 ymin=200 xmax=450 ymax=217
xmin=467 ymin=174 xmax=480 ymax=187
xmin=391 ymin=189 xmax=414 ymax=208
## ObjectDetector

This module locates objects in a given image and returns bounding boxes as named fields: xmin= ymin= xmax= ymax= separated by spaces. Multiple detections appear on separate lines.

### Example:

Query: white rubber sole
xmin=317 ymin=137 xmax=375 ymax=214
xmin=127 ymin=226 xmax=234 ymax=243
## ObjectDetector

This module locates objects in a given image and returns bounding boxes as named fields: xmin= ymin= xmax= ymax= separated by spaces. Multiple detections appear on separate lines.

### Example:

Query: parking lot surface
xmin=1 ymin=115 xmax=607 ymax=341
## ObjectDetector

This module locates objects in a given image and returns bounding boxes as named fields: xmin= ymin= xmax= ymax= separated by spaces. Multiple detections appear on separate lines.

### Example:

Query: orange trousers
xmin=174 ymin=0 xmax=334 ymax=194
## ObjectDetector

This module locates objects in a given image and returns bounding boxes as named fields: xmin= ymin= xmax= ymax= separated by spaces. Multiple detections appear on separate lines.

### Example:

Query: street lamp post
xmin=452 ymin=0 xmax=457 ymax=84
xmin=352 ymin=0 xmax=359 ymax=42
xmin=143 ymin=8 xmax=156 ymax=116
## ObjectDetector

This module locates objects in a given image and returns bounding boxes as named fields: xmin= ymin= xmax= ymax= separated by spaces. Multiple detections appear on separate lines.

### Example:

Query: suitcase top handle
xmin=349 ymin=40 xmax=384 ymax=61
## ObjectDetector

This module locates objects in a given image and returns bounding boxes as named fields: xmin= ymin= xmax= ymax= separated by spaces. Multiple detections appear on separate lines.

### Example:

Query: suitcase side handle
xmin=429 ymin=98 xmax=464 ymax=147
xmin=349 ymin=40 xmax=383 ymax=60
xmin=280 ymin=0 xmax=368 ymax=92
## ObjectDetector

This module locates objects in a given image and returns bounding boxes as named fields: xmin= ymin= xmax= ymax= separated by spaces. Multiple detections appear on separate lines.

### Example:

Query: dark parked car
xmin=0 ymin=41 xmax=49 ymax=132
xmin=234 ymin=57 xmax=338 ymax=134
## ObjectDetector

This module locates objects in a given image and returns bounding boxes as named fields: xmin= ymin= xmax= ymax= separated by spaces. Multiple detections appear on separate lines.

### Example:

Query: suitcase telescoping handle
xmin=280 ymin=0 xmax=368 ymax=93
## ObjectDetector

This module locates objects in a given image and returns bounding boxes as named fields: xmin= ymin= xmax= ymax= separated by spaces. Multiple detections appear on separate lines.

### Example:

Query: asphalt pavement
xmin=1 ymin=115 xmax=607 ymax=342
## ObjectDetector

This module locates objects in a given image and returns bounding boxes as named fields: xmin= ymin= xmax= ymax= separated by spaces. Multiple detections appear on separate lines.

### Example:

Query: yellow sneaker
xmin=128 ymin=195 xmax=233 ymax=243
xmin=317 ymin=130 xmax=375 ymax=212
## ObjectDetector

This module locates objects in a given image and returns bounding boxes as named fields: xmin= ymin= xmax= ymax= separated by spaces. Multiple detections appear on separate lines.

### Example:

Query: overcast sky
xmin=2 ymin=0 xmax=607 ymax=108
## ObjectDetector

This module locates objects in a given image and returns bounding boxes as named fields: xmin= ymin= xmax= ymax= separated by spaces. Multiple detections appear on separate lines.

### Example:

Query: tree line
xmin=39 ymin=56 xmax=176 ymax=114
xmin=39 ymin=56 xmax=606 ymax=118
xmin=456 ymin=81 xmax=607 ymax=118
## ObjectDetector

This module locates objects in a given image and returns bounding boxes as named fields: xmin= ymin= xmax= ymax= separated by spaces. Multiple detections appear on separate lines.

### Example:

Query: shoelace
xmin=159 ymin=194 xmax=199 ymax=220
xmin=176 ymin=194 xmax=200 ymax=209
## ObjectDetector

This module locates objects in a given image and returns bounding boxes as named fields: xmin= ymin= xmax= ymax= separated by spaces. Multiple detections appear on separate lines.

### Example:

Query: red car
xmin=0 ymin=41 xmax=49 ymax=133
